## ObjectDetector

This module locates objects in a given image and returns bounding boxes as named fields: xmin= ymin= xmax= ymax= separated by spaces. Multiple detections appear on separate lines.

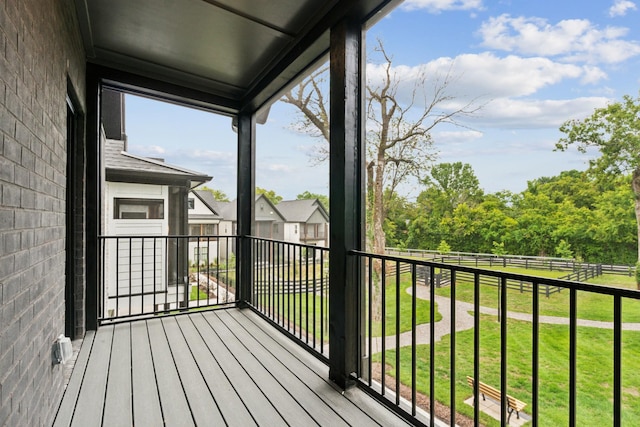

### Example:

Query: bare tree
xmin=283 ymin=40 xmax=481 ymax=258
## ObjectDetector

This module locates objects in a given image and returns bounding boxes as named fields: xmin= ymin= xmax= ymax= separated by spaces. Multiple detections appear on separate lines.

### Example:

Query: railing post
xmin=236 ymin=112 xmax=255 ymax=307
xmin=85 ymin=64 xmax=101 ymax=330
xmin=328 ymin=18 xmax=364 ymax=390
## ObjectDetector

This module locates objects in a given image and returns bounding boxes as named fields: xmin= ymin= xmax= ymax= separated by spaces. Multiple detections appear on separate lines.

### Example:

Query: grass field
xmin=376 ymin=314 xmax=640 ymax=426
xmin=434 ymin=267 xmax=640 ymax=322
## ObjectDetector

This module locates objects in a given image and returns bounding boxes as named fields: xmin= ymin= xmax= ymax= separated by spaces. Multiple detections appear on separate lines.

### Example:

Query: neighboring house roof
xmin=208 ymin=200 xmax=237 ymax=221
xmin=192 ymin=190 xmax=221 ymax=217
xmin=202 ymin=194 xmax=291 ymax=223
xmin=105 ymin=139 xmax=212 ymax=188
xmin=277 ymin=199 xmax=329 ymax=223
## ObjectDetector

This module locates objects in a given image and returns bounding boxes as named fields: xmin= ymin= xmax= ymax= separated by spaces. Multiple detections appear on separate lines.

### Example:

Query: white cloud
xmin=187 ymin=150 xmax=234 ymax=162
xmin=477 ymin=14 xmax=640 ymax=64
xmin=434 ymin=130 xmax=484 ymax=144
xmin=367 ymin=52 xmax=600 ymax=104
xmin=609 ymin=0 xmax=637 ymax=17
xmin=580 ymin=66 xmax=608 ymax=84
xmin=129 ymin=144 xmax=166 ymax=156
xmin=266 ymin=164 xmax=293 ymax=172
xmin=402 ymin=0 xmax=483 ymax=13
xmin=467 ymin=97 xmax=610 ymax=129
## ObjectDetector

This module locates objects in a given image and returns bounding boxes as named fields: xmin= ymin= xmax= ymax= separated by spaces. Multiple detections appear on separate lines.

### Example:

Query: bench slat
xmin=466 ymin=376 xmax=526 ymax=411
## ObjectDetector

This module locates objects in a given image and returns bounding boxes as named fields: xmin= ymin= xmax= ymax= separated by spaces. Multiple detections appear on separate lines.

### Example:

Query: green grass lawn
xmin=370 ymin=278 xmax=442 ymax=337
xmin=259 ymin=277 xmax=443 ymax=341
xmin=190 ymin=286 xmax=209 ymax=301
xmin=435 ymin=268 xmax=640 ymax=323
xmin=376 ymin=314 xmax=640 ymax=426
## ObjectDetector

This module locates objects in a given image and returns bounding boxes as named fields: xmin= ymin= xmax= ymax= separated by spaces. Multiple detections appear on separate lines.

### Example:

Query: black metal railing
xmin=352 ymin=250 xmax=640 ymax=427
xmin=249 ymin=236 xmax=330 ymax=358
xmin=386 ymin=247 xmax=635 ymax=276
xmin=98 ymin=235 xmax=237 ymax=323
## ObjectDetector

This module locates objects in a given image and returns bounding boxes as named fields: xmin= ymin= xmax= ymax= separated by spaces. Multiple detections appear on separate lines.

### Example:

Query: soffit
xmin=74 ymin=0 xmax=397 ymax=112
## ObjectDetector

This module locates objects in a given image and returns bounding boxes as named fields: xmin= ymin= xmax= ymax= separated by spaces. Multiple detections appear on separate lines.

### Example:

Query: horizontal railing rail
xmin=387 ymin=263 xmax=564 ymax=296
xmin=386 ymin=247 xmax=635 ymax=276
xmin=352 ymin=249 xmax=640 ymax=427
xmin=248 ymin=236 xmax=330 ymax=359
xmin=98 ymin=235 xmax=238 ymax=323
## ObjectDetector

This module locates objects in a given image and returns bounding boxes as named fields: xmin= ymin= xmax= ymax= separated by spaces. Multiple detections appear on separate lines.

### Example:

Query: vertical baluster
xmin=411 ymin=263 xmax=417 ymax=416
xmin=450 ymin=270 xmax=457 ymax=426
xmin=473 ymin=273 xmax=480 ymax=427
xmin=500 ymin=276 xmax=508 ymax=426
xmin=569 ymin=288 xmax=577 ymax=427
xmin=429 ymin=265 xmax=435 ymax=427
xmin=613 ymin=295 xmax=621 ymax=427
xmin=381 ymin=259 xmax=386 ymax=396
xmin=395 ymin=260 xmax=401 ymax=406
xmin=532 ymin=281 xmax=539 ymax=427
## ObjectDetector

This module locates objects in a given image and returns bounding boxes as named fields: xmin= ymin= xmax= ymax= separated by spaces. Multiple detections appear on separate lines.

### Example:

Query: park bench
xmin=467 ymin=376 xmax=526 ymax=424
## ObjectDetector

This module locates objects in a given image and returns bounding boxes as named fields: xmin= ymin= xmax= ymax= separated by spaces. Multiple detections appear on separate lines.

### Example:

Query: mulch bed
xmin=371 ymin=363 xmax=479 ymax=427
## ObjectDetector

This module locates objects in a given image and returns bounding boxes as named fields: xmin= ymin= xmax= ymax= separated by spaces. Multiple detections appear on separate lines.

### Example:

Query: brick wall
xmin=0 ymin=0 xmax=85 ymax=425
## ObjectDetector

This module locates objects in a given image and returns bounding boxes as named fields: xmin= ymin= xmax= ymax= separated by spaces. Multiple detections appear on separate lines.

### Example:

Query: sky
xmin=124 ymin=0 xmax=640 ymax=201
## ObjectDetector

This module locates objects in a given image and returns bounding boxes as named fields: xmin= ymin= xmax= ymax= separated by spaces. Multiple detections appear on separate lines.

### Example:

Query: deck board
xmin=161 ymin=316 xmax=226 ymax=426
xmin=146 ymin=318 xmax=195 ymax=426
xmin=190 ymin=313 xmax=287 ymax=425
xmin=54 ymin=308 xmax=412 ymax=427
xmin=226 ymin=310 xmax=385 ymax=426
xmin=130 ymin=320 xmax=163 ymax=426
xmin=70 ymin=326 xmax=112 ymax=427
xmin=215 ymin=310 xmax=350 ymax=426
xmin=103 ymin=323 xmax=133 ymax=427
xmin=53 ymin=330 xmax=96 ymax=427
xmin=174 ymin=315 xmax=257 ymax=427
xmin=207 ymin=311 xmax=320 ymax=426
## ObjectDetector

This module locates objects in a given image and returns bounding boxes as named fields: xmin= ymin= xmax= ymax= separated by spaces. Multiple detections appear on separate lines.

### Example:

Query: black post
xmin=85 ymin=65 xmax=101 ymax=331
xmin=237 ymin=112 xmax=255 ymax=307
xmin=328 ymin=18 xmax=364 ymax=390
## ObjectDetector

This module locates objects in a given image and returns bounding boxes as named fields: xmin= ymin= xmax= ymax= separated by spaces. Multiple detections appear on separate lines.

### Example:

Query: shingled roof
xmin=277 ymin=199 xmax=329 ymax=223
xmin=105 ymin=139 xmax=212 ymax=188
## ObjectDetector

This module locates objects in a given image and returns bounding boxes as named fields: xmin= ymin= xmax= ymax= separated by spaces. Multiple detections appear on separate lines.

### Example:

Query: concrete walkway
xmin=370 ymin=285 xmax=640 ymax=354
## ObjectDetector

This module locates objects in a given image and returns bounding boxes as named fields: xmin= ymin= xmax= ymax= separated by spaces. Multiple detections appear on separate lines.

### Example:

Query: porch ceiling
xmin=74 ymin=0 xmax=396 ymax=112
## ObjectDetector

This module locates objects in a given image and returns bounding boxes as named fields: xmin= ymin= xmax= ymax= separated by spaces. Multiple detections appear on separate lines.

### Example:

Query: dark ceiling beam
xmin=91 ymin=64 xmax=241 ymax=115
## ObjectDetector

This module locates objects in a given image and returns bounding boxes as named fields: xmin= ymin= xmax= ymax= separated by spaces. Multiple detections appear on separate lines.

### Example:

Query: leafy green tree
xmin=526 ymin=170 xmax=599 ymax=209
xmin=296 ymin=191 xmax=329 ymax=212
xmin=491 ymin=241 xmax=506 ymax=256
xmin=437 ymin=240 xmax=451 ymax=254
xmin=199 ymin=186 xmax=230 ymax=202
xmin=555 ymin=239 xmax=574 ymax=259
xmin=556 ymin=93 xmax=640 ymax=263
xmin=256 ymin=187 xmax=283 ymax=204
xmin=382 ymin=190 xmax=415 ymax=249
xmin=422 ymin=162 xmax=484 ymax=212
xmin=589 ymin=177 xmax=636 ymax=264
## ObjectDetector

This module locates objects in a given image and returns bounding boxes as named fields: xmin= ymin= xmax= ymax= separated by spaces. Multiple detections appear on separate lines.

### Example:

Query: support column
xmin=85 ymin=64 xmax=101 ymax=330
xmin=328 ymin=18 xmax=365 ymax=389
xmin=236 ymin=112 xmax=256 ymax=307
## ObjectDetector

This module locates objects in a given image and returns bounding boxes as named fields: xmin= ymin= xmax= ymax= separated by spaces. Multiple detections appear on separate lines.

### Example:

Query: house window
xmin=189 ymin=224 xmax=218 ymax=236
xmin=194 ymin=247 xmax=208 ymax=264
xmin=294 ymin=224 xmax=298 ymax=234
xmin=188 ymin=198 xmax=195 ymax=209
xmin=203 ymin=224 xmax=217 ymax=235
xmin=114 ymin=198 xmax=164 ymax=219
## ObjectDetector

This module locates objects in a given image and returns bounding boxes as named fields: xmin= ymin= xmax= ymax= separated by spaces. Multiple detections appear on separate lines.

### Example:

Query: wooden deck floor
xmin=53 ymin=308 xmax=411 ymax=426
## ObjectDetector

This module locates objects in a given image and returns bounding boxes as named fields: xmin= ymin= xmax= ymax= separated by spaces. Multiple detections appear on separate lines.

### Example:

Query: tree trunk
xmin=633 ymin=168 xmax=640 ymax=289
xmin=373 ymin=155 xmax=386 ymax=256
